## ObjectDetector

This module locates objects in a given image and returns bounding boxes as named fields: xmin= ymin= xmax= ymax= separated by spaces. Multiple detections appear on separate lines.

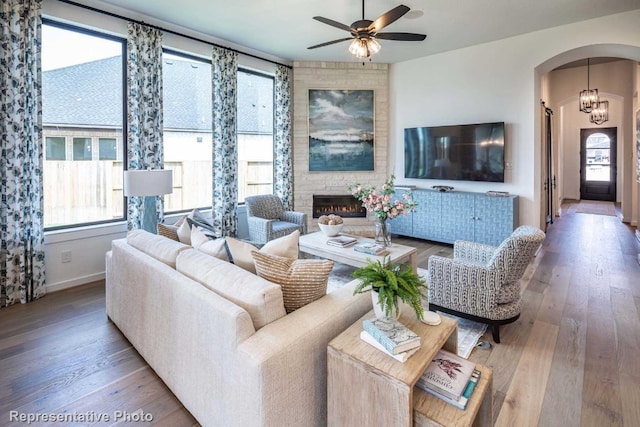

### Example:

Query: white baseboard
xmin=46 ymin=272 xmax=105 ymax=293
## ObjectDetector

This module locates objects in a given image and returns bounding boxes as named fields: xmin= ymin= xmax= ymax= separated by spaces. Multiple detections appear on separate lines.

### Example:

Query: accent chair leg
xmin=491 ymin=325 xmax=501 ymax=343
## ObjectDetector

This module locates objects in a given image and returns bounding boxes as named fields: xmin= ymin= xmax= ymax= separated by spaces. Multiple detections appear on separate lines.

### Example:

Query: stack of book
xmin=353 ymin=242 xmax=389 ymax=256
xmin=360 ymin=317 xmax=421 ymax=363
xmin=416 ymin=349 xmax=480 ymax=410
xmin=326 ymin=235 xmax=358 ymax=247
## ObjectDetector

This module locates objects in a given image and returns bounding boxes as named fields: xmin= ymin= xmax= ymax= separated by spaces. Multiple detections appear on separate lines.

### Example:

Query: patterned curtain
xmin=0 ymin=0 xmax=46 ymax=307
xmin=273 ymin=65 xmax=294 ymax=210
xmin=211 ymin=46 xmax=238 ymax=237
xmin=126 ymin=22 xmax=164 ymax=230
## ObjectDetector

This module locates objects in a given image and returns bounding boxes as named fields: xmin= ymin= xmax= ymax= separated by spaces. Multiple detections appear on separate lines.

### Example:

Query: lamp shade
xmin=123 ymin=169 xmax=173 ymax=197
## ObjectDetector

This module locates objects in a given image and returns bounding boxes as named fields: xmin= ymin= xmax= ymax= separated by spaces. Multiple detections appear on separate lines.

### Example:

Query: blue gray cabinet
xmin=413 ymin=190 xmax=442 ymax=240
xmin=389 ymin=189 xmax=518 ymax=246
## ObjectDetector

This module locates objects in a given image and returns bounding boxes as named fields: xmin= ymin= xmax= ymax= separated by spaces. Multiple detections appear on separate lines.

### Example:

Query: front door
xmin=580 ymin=127 xmax=616 ymax=201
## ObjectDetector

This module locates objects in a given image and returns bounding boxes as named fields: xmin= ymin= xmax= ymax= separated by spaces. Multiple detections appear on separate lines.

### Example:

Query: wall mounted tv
xmin=404 ymin=122 xmax=505 ymax=182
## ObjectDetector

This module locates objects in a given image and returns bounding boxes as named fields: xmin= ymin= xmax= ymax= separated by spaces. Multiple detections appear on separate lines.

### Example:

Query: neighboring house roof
xmin=42 ymin=56 xmax=273 ymax=133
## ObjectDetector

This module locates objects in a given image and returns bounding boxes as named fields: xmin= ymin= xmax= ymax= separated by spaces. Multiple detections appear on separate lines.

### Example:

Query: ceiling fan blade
xmin=307 ymin=37 xmax=354 ymax=50
xmin=313 ymin=16 xmax=354 ymax=33
xmin=375 ymin=32 xmax=426 ymax=41
xmin=368 ymin=5 xmax=410 ymax=32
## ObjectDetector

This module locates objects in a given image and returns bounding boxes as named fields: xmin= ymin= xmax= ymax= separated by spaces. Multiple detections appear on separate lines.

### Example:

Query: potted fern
xmin=352 ymin=256 xmax=428 ymax=321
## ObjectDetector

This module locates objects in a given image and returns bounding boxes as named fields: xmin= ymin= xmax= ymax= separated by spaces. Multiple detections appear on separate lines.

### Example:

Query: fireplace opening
xmin=312 ymin=195 xmax=367 ymax=218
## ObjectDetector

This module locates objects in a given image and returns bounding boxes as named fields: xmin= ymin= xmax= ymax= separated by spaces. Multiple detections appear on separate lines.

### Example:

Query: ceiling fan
xmin=308 ymin=1 xmax=426 ymax=59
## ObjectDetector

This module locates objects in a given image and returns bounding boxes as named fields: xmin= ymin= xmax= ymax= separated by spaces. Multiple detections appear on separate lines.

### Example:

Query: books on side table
xmin=353 ymin=242 xmax=389 ymax=256
xmin=362 ymin=317 xmax=421 ymax=355
xmin=416 ymin=349 xmax=479 ymax=410
xmin=326 ymin=235 xmax=358 ymax=247
xmin=420 ymin=368 xmax=481 ymax=410
xmin=359 ymin=330 xmax=419 ymax=363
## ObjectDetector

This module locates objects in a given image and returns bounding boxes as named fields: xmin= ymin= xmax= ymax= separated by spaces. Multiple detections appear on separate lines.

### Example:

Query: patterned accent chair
xmin=245 ymin=195 xmax=307 ymax=245
xmin=427 ymin=225 xmax=545 ymax=343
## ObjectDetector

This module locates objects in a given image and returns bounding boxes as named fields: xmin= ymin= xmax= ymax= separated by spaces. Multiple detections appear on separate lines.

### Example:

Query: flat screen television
xmin=404 ymin=122 xmax=505 ymax=182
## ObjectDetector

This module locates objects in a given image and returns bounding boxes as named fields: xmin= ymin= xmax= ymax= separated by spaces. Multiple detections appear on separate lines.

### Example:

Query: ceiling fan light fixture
xmin=348 ymin=37 xmax=380 ymax=59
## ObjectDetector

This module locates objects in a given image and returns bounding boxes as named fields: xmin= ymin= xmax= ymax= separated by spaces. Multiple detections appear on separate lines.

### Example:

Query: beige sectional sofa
xmin=105 ymin=230 xmax=371 ymax=427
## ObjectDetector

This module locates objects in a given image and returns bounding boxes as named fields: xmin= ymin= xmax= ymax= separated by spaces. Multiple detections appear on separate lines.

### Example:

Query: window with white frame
xmin=41 ymin=21 xmax=125 ymax=228
xmin=237 ymin=70 xmax=274 ymax=203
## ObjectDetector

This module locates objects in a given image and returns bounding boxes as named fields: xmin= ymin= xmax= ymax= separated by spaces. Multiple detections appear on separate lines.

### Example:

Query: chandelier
xmin=578 ymin=57 xmax=608 ymax=124
xmin=578 ymin=58 xmax=598 ymax=113
xmin=589 ymin=100 xmax=609 ymax=125
xmin=348 ymin=37 xmax=381 ymax=59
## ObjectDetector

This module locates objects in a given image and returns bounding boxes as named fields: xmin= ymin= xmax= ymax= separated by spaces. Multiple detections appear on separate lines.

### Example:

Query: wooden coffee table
xmin=299 ymin=231 xmax=418 ymax=272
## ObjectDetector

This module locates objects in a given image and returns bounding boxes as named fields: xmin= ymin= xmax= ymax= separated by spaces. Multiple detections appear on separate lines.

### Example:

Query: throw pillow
xmin=187 ymin=217 xmax=217 ymax=236
xmin=176 ymin=209 xmax=216 ymax=245
xmin=177 ymin=220 xmax=192 ymax=245
xmin=260 ymin=230 xmax=299 ymax=259
xmin=190 ymin=225 xmax=212 ymax=248
xmin=225 ymin=230 xmax=300 ymax=274
xmin=190 ymin=225 xmax=229 ymax=261
xmin=157 ymin=223 xmax=179 ymax=241
xmin=252 ymin=251 xmax=334 ymax=313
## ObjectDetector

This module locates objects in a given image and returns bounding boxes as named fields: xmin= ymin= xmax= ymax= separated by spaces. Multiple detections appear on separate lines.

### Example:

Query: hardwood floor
xmin=1 ymin=200 xmax=638 ymax=426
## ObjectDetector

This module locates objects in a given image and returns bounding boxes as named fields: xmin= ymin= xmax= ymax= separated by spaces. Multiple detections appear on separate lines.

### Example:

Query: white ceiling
xmin=89 ymin=0 xmax=640 ymax=64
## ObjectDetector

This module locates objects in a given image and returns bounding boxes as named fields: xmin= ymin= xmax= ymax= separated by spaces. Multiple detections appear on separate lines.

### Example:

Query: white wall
xmin=390 ymin=9 xmax=640 ymax=228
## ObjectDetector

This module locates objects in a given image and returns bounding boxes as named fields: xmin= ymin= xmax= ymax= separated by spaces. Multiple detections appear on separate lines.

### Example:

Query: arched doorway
xmin=534 ymin=44 xmax=640 ymax=227
xmin=580 ymin=128 xmax=616 ymax=201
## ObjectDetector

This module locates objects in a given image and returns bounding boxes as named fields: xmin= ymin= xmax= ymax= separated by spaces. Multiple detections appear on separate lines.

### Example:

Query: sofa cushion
xmin=176 ymin=248 xmax=286 ymax=329
xmin=127 ymin=229 xmax=190 ymax=268
xmin=225 ymin=230 xmax=299 ymax=274
xmin=252 ymin=251 xmax=333 ymax=313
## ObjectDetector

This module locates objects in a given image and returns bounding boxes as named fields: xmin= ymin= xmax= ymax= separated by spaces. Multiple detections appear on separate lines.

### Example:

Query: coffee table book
xmin=416 ymin=348 xmax=475 ymax=401
xmin=353 ymin=241 xmax=389 ymax=256
xmin=362 ymin=316 xmax=421 ymax=354
xmin=359 ymin=330 xmax=419 ymax=363
xmin=419 ymin=369 xmax=481 ymax=410
xmin=326 ymin=235 xmax=357 ymax=247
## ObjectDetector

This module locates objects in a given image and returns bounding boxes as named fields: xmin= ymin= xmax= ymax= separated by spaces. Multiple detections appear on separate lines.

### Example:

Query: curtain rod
xmin=55 ymin=0 xmax=293 ymax=69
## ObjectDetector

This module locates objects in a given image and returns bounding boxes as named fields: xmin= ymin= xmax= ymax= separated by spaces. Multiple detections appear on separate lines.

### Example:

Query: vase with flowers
xmin=349 ymin=175 xmax=417 ymax=246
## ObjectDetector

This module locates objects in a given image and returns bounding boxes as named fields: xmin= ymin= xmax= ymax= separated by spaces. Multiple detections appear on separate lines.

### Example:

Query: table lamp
xmin=123 ymin=169 xmax=173 ymax=233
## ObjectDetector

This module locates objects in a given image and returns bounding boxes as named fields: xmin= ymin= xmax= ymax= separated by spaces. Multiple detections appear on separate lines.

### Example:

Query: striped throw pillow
xmin=252 ymin=251 xmax=333 ymax=313
xmin=157 ymin=223 xmax=179 ymax=241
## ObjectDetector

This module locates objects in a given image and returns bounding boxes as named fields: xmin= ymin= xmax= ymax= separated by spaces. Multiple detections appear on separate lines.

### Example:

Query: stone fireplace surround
xmin=292 ymin=61 xmax=390 ymax=237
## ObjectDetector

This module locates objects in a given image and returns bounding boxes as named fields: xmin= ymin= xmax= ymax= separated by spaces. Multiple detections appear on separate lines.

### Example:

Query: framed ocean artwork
xmin=308 ymin=89 xmax=374 ymax=171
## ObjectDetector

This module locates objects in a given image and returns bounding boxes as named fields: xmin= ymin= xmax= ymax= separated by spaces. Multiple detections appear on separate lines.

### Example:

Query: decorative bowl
xmin=318 ymin=223 xmax=343 ymax=237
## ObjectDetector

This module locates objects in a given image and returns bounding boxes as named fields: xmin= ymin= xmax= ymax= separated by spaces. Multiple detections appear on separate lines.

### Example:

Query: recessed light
xmin=404 ymin=9 xmax=424 ymax=19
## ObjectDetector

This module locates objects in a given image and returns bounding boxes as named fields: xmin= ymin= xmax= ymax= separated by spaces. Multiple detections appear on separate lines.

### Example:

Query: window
xmin=237 ymin=70 xmax=274 ymax=203
xmin=99 ymin=138 xmax=117 ymax=160
xmin=72 ymin=137 xmax=92 ymax=160
xmin=45 ymin=137 xmax=66 ymax=160
xmin=585 ymin=133 xmax=612 ymax=182
xmin=42 ymin=21 xmax=125 ymax=228
xmin=162 ymin=51 xmax=213 ymax=213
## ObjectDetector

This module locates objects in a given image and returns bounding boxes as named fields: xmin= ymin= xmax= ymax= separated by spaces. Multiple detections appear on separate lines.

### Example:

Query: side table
xmin=327 ymin=305 xmax=492 ymax=427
